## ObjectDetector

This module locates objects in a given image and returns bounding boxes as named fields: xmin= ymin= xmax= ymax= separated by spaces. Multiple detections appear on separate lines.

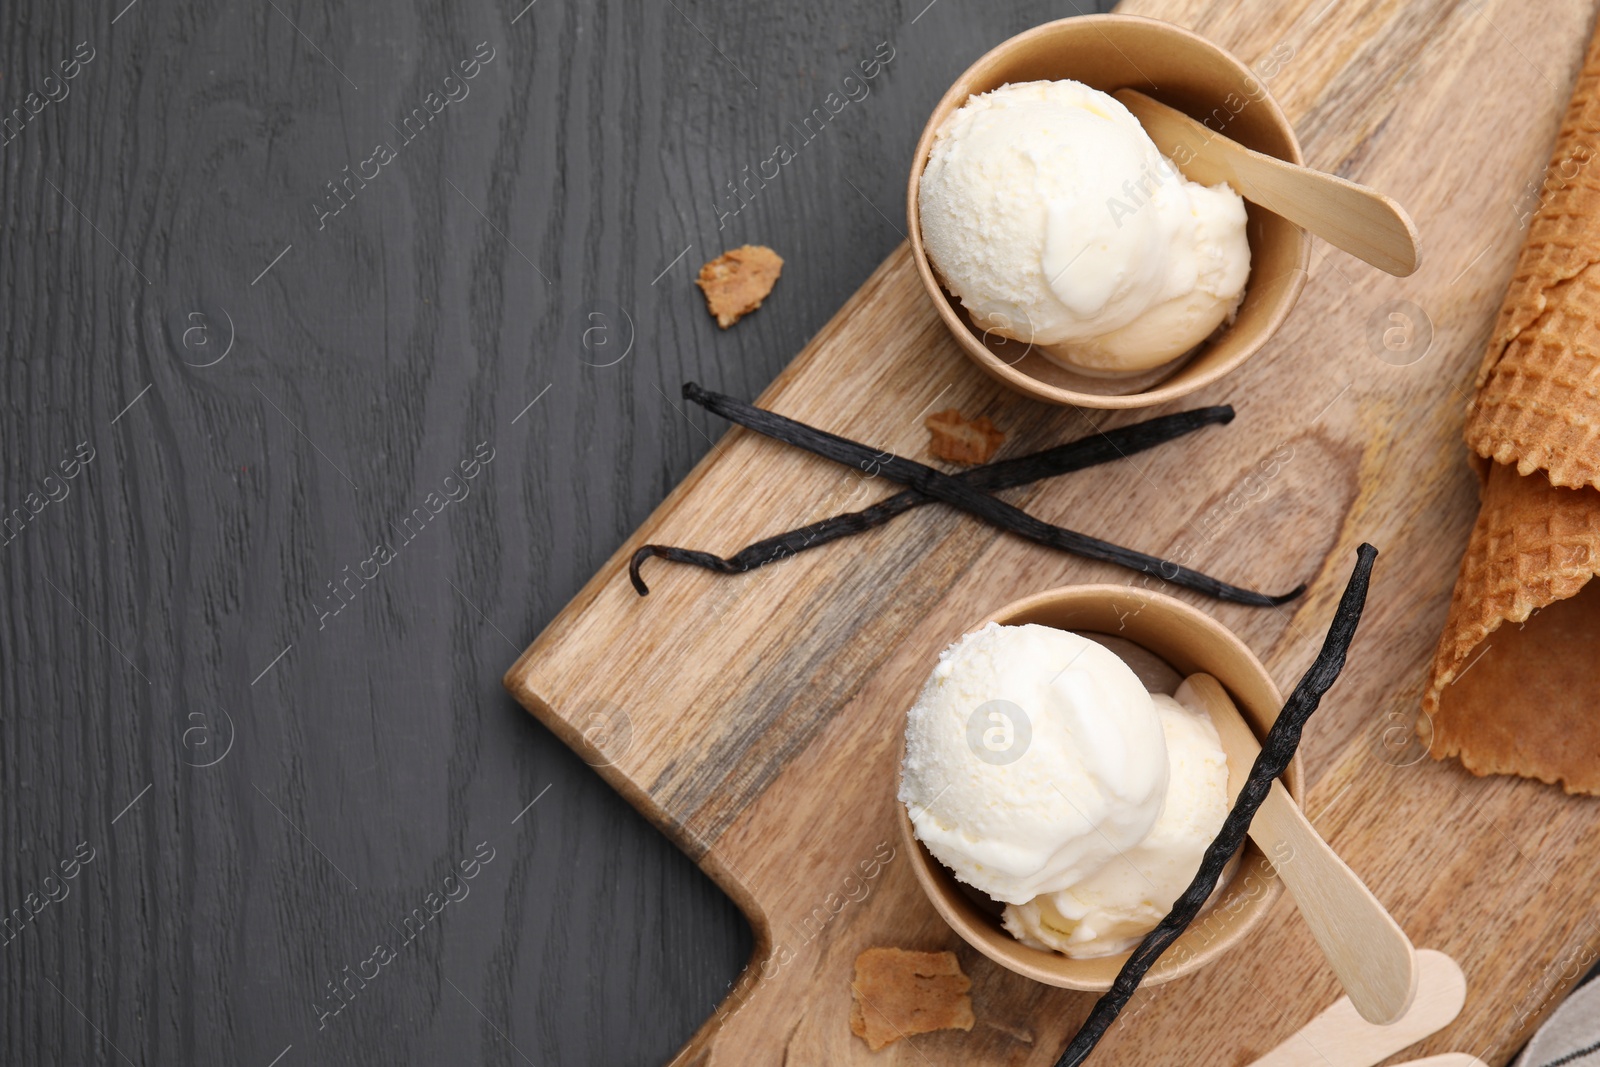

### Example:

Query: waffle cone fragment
xmin=1465 ymin=23 xmax=1600 ymax=488
xmin=1427 ymin=20 xmax=1600 ymax=793
xmin=1424 ymin=464 xmax=1600 ymax=793
xmin=848 ymin=947 xmax=974 ymax=1051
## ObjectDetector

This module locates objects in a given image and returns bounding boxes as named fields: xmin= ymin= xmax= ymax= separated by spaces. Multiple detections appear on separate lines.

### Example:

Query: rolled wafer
xmin=1425 ymin=20 xmax=1600 ymax=794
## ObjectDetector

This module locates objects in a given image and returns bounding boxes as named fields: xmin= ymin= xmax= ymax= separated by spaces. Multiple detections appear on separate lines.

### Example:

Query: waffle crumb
xmin=696 ymin=245 xmax=783 ymax=328
xmin=848 ymin=947 xmax=975 ymax=1051
xmin=925 ymin=409 xmax=1006 ymax=465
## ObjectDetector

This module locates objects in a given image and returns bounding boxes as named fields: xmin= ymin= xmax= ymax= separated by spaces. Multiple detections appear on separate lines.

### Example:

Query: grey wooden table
xmin=0 ymin=1 xmax=1118 ymax=1064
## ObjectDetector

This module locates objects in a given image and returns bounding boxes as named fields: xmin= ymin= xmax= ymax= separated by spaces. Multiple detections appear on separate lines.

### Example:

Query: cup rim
xmin=898 ymin=583 xmax=1302 ymax=990
xmin=906 ymin=14 xmax=1312 ymax=409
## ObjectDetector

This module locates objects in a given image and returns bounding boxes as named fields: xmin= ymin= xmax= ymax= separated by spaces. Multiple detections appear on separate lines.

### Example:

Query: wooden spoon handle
xmin=1246 ymin=949 xmax=1467 ymax=1067
xmin=1255 ymin=779 xmax=1419 ymax=1023
xmin=1113 ymin=88 xmax=1421 ymax=276
xmin=1214 ymin=154 xmax=1419 ymax=277
xmin=1176 ymin=674 xmax=1418 ymax=1024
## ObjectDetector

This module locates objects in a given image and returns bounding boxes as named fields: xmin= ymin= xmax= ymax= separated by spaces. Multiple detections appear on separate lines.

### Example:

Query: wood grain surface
xmin=0 ymin=0 xmax=1143 ymax=1064
xmin=505 ymin=0 xmax=1600 ymax=1064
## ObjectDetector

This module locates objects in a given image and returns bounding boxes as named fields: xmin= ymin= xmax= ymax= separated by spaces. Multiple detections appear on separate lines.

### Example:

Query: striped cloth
xmin=1516 ymin=979 xmax=1600 ymax=1067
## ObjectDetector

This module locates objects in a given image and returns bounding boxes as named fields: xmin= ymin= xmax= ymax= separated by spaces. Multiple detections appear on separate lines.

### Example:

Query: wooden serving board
xmin=504 ymin=1 xmax=1600 ymax=1062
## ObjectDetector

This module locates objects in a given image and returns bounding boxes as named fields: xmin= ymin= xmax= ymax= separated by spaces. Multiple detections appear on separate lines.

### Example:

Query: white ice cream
xmin=1002 ymin=694 xmax=1231 ymax=958
xmin=898 ymin=622 xmax=1170 ymax=906
xmin=917 ymin=79 xmax=1252 ymax=373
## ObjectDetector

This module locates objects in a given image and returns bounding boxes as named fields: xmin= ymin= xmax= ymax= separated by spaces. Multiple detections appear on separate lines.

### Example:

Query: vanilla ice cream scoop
xmin=898 ymin=622 xmax=1169 ymax=905
xmin=917 ymin=79 xmax=1251 ymax=373
xmin=1002 ymin=693 xmax=1231 ymax=957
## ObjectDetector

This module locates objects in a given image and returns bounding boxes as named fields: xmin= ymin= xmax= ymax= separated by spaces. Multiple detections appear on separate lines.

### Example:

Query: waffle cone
xmin=1423 ymin=462 xmax=1600 ymax=794
xmin=1428 ymin=19 xmax=1600 ymax=792
xmin=1464 ymin=23 xmax=1600 ymax=490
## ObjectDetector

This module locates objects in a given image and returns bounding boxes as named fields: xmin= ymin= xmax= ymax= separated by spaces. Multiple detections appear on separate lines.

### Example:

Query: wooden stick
xmin=1246 ymin=950 xmax=1468 ymax=1067
xmin=1178 ymin=673 xmax=1417 ymax=1024
xmin=1114 ymin=89 xmax=1421 ymax=277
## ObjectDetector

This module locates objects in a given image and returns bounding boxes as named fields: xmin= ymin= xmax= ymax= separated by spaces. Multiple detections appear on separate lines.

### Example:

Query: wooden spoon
xmin=1245 ymin=949 xmax=1466 ymax=1066
xmin=1113 ymin=88 xmax=1421 ymax=277
xmin=1175 ymin=674 xmax=1418 ymax=1024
